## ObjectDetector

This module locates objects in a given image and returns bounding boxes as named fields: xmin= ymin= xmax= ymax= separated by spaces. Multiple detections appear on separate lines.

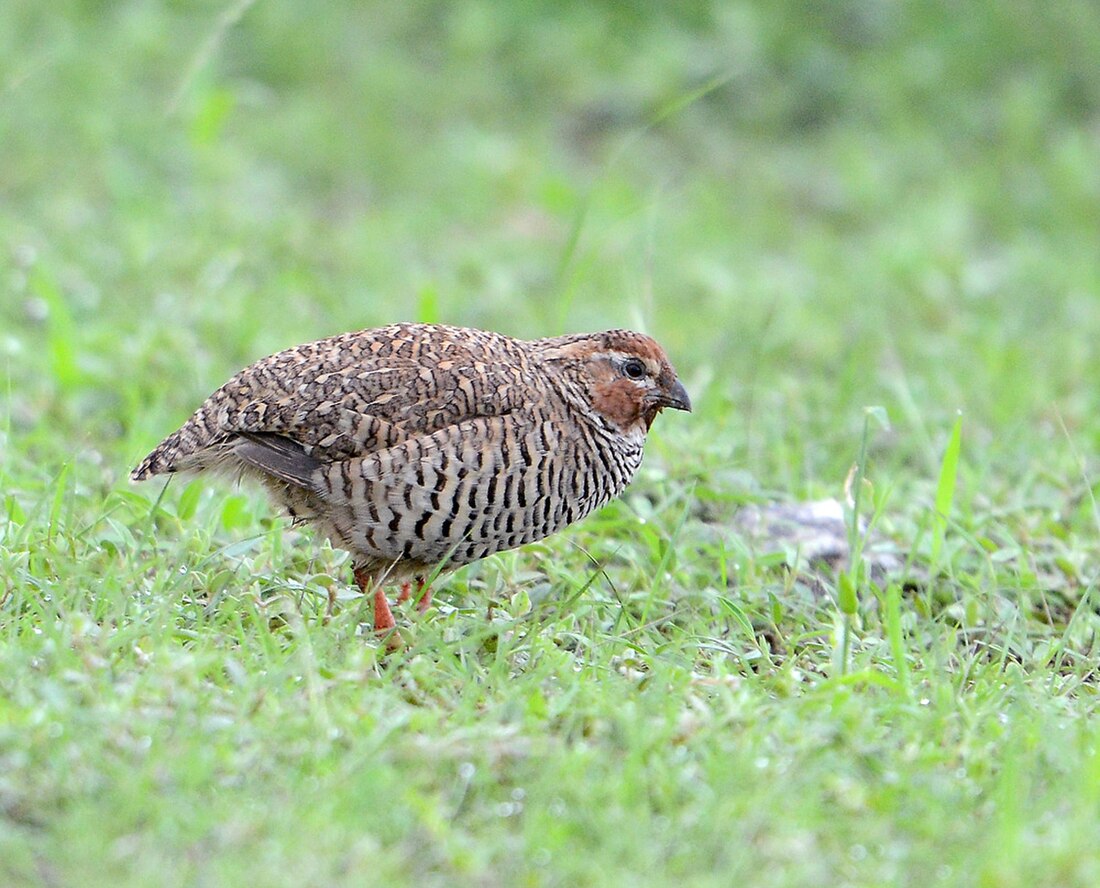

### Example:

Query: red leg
xmin=396 ymin=580 xmax=429 ymax=616
xmin=415 ymin=583 xmax=433 ymax=614
xmin=353 ymin=565 xmax=372 ymax=593
xmin=354 ymin=566 xmax=398 ymax=635
xmin=397 ymin=578 xmax=432 ymax=614
xmin=372 ymin=586 xmax=396 ymax=632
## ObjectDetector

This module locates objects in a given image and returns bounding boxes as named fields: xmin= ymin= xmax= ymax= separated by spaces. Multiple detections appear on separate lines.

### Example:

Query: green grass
xmin=3 ymin=2 xmax=1100 ymax=885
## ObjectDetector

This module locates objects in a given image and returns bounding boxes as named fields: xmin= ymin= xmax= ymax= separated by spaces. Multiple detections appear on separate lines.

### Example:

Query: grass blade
xmin=931 ymin=414 xmax=962 ymax=567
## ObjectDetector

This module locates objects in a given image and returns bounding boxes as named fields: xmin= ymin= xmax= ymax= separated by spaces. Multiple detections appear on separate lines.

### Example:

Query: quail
xmin=132 ymin=323 xmax=691 ymax=632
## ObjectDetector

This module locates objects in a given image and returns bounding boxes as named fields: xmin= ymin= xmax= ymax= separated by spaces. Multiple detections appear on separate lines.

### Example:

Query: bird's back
xmin=131 ymin=323 xmax=538 ymax=480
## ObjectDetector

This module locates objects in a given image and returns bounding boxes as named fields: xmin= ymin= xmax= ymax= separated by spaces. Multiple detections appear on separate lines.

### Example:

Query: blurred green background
xmin=5 ymin=0 xmax=1099 ymax=489
xmin=4 ymin=3 xmax=1100 ymax=886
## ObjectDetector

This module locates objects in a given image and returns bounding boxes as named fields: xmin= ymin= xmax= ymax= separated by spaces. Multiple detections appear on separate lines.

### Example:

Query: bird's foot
xmin=354 ymin=565 xmax=402 ymax=649
xmin=372 ymin=587 xmax=403 ymax=652
xmin=372 ymin=586 xmax=397 ymax=632
xmin=397 ymin=579 xmax=432 ymax=614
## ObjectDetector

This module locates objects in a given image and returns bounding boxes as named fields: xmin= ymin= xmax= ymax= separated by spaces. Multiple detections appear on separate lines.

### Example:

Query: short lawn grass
xmin=3 ymin=3 xmax=1100 ymax=886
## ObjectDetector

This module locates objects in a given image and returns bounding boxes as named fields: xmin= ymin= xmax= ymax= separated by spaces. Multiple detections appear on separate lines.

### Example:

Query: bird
xmin=131 ymin=322 xmax=691 ymax=635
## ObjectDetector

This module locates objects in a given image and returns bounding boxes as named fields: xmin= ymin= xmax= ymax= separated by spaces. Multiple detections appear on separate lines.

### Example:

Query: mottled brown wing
xmin=132 ymin=324 xmax=535 ymax=480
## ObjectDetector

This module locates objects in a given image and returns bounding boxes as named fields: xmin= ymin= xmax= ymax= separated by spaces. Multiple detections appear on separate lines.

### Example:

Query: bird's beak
xmin=655 ymin=378 xmax=692 ymax=413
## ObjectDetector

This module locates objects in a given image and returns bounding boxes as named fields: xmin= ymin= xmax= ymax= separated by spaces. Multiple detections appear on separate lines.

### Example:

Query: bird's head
xmin=541 ymin=330 xmax=691 ymax=433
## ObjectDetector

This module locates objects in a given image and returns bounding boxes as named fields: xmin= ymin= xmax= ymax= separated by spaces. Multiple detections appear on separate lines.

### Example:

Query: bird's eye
xmin=623 ymin=358 xmax=647 ymax=380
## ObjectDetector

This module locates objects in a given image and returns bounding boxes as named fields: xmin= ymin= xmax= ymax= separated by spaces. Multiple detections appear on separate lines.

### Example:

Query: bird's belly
xmin=325 ymin=424 xmax=644 ymax=571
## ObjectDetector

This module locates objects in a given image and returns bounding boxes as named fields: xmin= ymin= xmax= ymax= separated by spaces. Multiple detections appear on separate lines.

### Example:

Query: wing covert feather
xmin=138 ymin=324 xmax=541 ymax=475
